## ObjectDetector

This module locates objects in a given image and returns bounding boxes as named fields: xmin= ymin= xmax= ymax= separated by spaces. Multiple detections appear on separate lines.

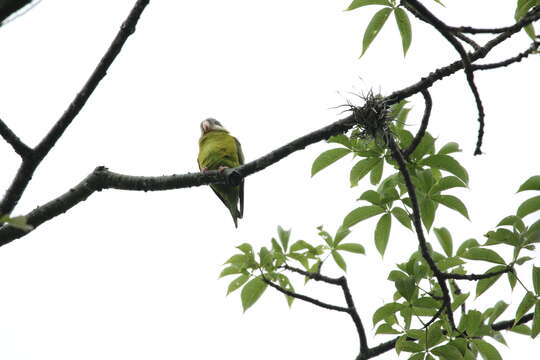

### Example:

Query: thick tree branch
xmin=0 ymin=118 xmax=31 ymax=158
xmin=0 ymin=0 xmax=150 ymax=216
xmin=442 ymin=266 xmax=512 ymax=281
xmin=0 ymin=115 xmax=358 ymax=246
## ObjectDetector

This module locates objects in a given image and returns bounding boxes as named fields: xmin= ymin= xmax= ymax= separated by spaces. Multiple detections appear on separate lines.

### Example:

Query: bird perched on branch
xmin=198 ymin=118 xmax=244 ymax=227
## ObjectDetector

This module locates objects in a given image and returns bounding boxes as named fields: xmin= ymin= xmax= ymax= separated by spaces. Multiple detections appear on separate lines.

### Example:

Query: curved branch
xmin=262 ymin=277 xmax=348 ymax=312
xmin=473 ymin=41 xmax=540 ymax=71
xmin=0 ymin=0 xmax=150 ymax=216
xmin=402 ymin=89 xmax=432 ymax=158
xmin=403 ymin=0 xmax=485 ymax=155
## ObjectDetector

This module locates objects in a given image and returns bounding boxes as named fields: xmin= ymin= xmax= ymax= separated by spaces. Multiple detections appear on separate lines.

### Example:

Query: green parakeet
xmin=198 ymin=118 xmax=244 ymax=227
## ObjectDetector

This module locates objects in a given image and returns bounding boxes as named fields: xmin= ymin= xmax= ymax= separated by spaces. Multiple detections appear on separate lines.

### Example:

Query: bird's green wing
xmin=234 ymin=137 xmax=244 ymax=218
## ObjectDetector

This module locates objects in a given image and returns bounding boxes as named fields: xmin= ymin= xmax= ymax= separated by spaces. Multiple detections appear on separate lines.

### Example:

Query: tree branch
xmin=472 ymin=41 xmax=540 ymax=71
xmin=402 ymin=89 xmax=432 ymax=158
xmin=0 ymin=0 xmax=150 ymax=216
xmin=403 ymin=0 xmax=485 ymax=155
xmin=0 ymin=118 xmax=31 ymax=158
xmin=262 ymin=277 xmax=348 ymax=312
xmin=387 ymin=135 xmax=456 ymax=330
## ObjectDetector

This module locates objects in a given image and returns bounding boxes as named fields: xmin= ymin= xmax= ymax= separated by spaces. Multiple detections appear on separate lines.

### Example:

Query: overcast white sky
xmin=0 ymin=1 xmax=538 ymax=359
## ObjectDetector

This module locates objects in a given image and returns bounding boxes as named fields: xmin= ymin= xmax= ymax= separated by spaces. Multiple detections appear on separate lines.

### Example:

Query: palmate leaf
xmin=343 ymin=205 xmax=385 ymax=228
xmin=433 ymin=227 xmax=453 ymax=257
xmin=394 ymin=7 xmax=412 ymax=56
xmin=241 ymin=276 xmax=268 ymax=312
xmin=432 ymin=194 xmax=470 ymax=220
xmin=476 ymin=265 xmax=505 ymax=298
xmin=375 ymin=213 xmax=392 ymax=256
xmin=347 ymin=0 xmax=392 ymax=11
xmin=419 ymin=154 xmax=469 ymax=185
xmin=517 ymin=195 xmax=540 ymax=218
xmin=350 ymin=157 xmax=380 ymax=186
xmin=361 ymin=8 xmax=393 ymax=56
xmin=311 ymin=148 xmax=351 ymax=176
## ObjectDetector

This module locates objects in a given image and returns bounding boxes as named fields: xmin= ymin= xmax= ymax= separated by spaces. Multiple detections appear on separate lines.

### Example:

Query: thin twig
xmin=0 ymin=118 xmax=32 ymax=158
xmin=473 ymin=41 xmax=540 ymax=71
xmin=402 ymin=89 xmax=432 ymax=158
xmin=262 ymin=277 xmax=348 ymax=312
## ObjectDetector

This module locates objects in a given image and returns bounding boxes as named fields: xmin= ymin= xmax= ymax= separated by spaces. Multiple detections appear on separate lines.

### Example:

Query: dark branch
xmin=283 ymin=264 xmax=342 ymax=285
xmin=262 ymin=277 xmax=348 ymax=312
xmin=473 ymin=41 xmax=540 ymax=71
xmin=0 ymin=114 xmax=358 ymax=246
xmin=0 ymin=0 xmax=150 ymax=216
xmin=403 ymin=0 xmax=485 ymax=155
xmin=282 ymin=265 xmax=368 ymax=356
xmin=447 ymin=25 xmax=517 ymax=34
xmin=367 ymin=312 xmax=535 ymax=358
xmin=387 ymin=135 xmax=456 ymax=330
xmin=402 ymin=89 xmax=432 ymax=158
xmin=453 ymin=32 xmax=481 ymax=51
xmin=443 ymin=266 xmax=512 ymax=281
xmin=0 ymin=118 xmax=31 ymax=158
xmin=386 ymin=6 xmax=540 ymax=104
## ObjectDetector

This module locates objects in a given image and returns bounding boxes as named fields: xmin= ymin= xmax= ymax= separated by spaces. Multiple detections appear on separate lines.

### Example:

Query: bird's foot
xmin=201 ymin=167 xmax=209 ymax=172
xmin=217 ymin=166 xmax=229 ymax=173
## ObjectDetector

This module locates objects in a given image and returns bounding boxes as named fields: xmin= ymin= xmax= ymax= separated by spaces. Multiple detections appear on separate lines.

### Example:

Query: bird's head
xmin=200 ymin=118 xmax=227 ymax=135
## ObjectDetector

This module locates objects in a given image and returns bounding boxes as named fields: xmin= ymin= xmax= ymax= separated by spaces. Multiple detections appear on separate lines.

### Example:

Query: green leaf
xmin=359 ymin=190 xmax=382 ymax=205
xmin=431 ymin=176 xmax=467 ymax=193
xmin=361 ymin=7 xmax=393 ymax=56
xmin=518 ymin=175 xmax=540 ymax=192
xmin=432 ymin=344 xmax=464 ymax=360
xmin=336 ymin=243 xmax=365 ymax=254
xmin=461 ymin=247 xmax=505 ymax=265
xmin=434 ymin=227 xmax=453 ymax=257
xmin=343 ymin=205 xmax=385 ymax=228
xmin=347 ymin=0 xmax=392 ymax=11
xmin=327 ymin=134 xmax=351 ymax=148
xmin=311 ymin=148 xmax=351 ymax=176
xmin=438 ymin=142 xmax=461 ymax=155
xmin=432 ymin=194 xmax=470 ymax=220
xmin=452 ymin=293 xmax=469 ymax=312
xmin=394 ymin=7 xmax=412 ymax=56
xmin=219 ymin=265 xmax=242 ymax=278
xmin=375 ymin=213 xmax=392 ymax=256
xmin=375 ymin=323 xmax=401 ymax=334
xmin=289 ymin=240 xmax=315 ymax=253
xmin=497 ymin=215 xmax=525 ymax=231
xmin=534 ymin=266 xmax=540 ymax=295
xmin=420 ymin=154 xmax=469 ymax=185
xmin=227 ymin=274 xmax=250 ymax=295
xmin=277 ymin=274 xmax=295 ymax=307
xmin=277 ymin=226 xmax=291 ymax=252
xmin=465 ymin=310 xmax=482 ymax=336
xmin=391 ymin=207 xmax=412 ymax=230
xmin=471 ymin=339 xmax=502 ymax=360
xmin=395 ymin=277 xmax=416 ymax=302
xmin=420 ymin=198 xmax=436 ymax=231
xmin=259 ymin=247 xmax=273 ymax=267
xmin=350 ymin=157 xmax=380 ymax=186
xmin=236 ymin=243 xmax=253 ymax=254
xmin=373 ymin=302 xmax=403 ymax=325
xmin=517 ymin=195 xmax=540 ymax=218
xmin=225 ymin=254 xmax=248 ymax=266
xmin=475 ymin=265 xmax=504 ymax=297
xmin=488 ymin=301 xmax=509 ymax=325
xmin=332 ymin=250 xmax=347 ymax=271
xmin=241 ymin=277 xmax=268 ymax=312
xmin=456 ymin=238 xmax=479 ymax=257
xmin=334 ymin=225 xmax=352 ymax=244
xmin=370 ymin=157 xmax=384 ymax=185
xmin=532 ymin=302 xmax=540 ymax=338
xmin=515 ymin=292 xmax=536 ymax=325
xmin=510 ymin=324 xmax=531 ymax=336
xmin=515 ymin=0 xmax=538 ymax=39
